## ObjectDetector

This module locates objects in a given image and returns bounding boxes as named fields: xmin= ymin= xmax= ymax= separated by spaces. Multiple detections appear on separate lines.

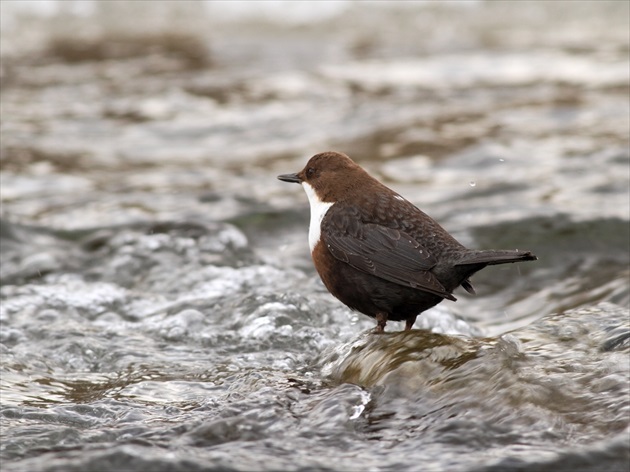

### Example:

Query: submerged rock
xmin=320 ymin=303 xmax=629 ymax=459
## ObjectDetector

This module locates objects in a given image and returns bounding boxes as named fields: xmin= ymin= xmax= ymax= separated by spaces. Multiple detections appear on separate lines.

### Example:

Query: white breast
xmin=302 ymin=182 xmax=334 ymax=252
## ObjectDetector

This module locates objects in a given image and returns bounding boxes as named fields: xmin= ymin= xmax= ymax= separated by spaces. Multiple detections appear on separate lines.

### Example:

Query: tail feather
xmin=461 ymin=278 xmax=476 ymax=294
xmin=455 ymin=249 xmax=538 ymax=267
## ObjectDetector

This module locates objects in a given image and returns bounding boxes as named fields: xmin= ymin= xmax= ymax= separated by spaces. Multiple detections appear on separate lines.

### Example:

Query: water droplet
xmin=499 ymin=158 xmax=505 ymax=162
xmin=469 ymin=181 xmax=476 ymax=187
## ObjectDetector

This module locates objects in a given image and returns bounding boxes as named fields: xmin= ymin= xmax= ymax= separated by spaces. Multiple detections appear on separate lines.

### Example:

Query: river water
xmin=1 ymin=2 xmax=629 ymax=471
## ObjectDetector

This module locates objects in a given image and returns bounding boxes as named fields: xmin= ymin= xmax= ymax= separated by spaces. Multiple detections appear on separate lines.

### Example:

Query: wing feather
xmin=322 ymin=206 xmax=455 ymax=301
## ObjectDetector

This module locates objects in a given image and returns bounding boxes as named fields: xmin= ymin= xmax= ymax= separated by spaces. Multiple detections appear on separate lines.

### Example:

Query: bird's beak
xmin=277 ymin=173 xmax=301 ymax=183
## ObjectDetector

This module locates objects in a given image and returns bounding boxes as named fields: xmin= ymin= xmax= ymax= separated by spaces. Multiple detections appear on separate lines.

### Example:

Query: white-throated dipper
xmin=278 ymin=151 xmax=537 ymax=332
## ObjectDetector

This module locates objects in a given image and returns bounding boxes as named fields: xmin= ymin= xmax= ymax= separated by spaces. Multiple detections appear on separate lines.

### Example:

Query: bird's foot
xmin=404 ymin=317 xmax=417 ymax=331
xmin=374 ymin=313 xmax=388 ymax=333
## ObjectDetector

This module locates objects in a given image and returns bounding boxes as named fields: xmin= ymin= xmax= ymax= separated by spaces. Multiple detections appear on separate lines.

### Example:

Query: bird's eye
xmin=306 ymin=167 xmax=315 ymax=178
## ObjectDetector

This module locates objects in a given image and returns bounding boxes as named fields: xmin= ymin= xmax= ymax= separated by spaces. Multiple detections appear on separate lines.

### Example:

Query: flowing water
xmin=1 ymin=2 xmax=629 ymax=471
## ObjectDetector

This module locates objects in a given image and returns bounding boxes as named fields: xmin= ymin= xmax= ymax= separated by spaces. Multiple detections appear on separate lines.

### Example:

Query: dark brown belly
xmin=312 ymin=242 xmax=444 ymax=321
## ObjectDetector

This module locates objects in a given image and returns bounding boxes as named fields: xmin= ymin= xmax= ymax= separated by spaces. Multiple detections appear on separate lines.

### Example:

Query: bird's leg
xmin=375 ymin=313 xmax=388 ymax=333
xmin=404 ymin=316 xmax=417 ymax=331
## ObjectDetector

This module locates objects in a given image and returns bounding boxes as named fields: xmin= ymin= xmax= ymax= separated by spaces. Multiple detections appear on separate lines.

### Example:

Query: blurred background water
xmin=1 ymin=1 xmax=629 ymax=471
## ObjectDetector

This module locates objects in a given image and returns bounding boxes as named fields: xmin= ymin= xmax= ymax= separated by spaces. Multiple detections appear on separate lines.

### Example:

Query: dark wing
xmin=321 ymin=207 xmax=455 ymax=301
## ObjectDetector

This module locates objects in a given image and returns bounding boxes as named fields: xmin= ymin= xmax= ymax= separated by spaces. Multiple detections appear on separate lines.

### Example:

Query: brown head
xmin=277 ymin=151 xmax=377 ymax=203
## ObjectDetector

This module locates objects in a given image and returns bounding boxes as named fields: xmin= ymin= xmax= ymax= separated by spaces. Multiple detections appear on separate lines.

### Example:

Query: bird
xmin=277 ymin=151 xmax=537 ymax=332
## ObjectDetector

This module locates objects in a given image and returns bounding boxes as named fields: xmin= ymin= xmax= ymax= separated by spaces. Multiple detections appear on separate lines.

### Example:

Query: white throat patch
xmin=302 ymin=182 xmax=334 ymax=252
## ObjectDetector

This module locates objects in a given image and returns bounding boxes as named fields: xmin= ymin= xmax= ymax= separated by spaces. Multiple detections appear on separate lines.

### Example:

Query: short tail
xmin=455 ymin=249 xmax=538 ymax=267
